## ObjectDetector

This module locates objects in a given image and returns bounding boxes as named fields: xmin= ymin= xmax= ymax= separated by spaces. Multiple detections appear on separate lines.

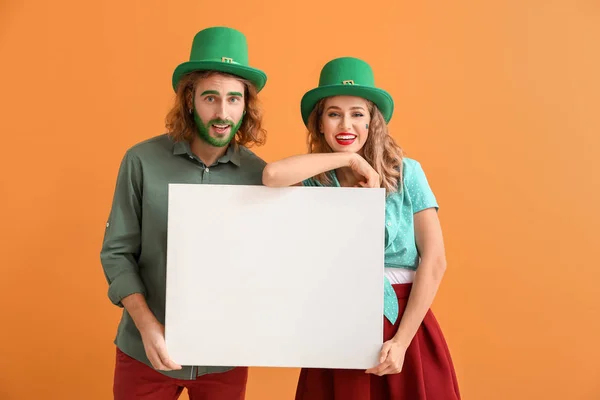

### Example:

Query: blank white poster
xmin=165 ymin=183 xmax=385 ymax=370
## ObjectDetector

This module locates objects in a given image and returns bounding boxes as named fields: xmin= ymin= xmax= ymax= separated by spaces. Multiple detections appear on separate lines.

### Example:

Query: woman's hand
xmin=348 ymin=154 xmax=380 ymax=188
xmin=365 ymin=339 xmax=408 ymax=376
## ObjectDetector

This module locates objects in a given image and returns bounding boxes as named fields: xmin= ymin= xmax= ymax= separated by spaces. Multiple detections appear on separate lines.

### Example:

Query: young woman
xmin=263 ymin=57 xmax=461 ymax=400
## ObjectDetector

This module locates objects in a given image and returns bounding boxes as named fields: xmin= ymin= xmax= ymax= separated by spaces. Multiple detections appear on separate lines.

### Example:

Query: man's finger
xmin=157 ymin=346 xmax=182 ymax=370
xmin=162 ymin=357 xmax=182 ymax=370
xmin=148 ymin=350 xmax=169 ymax=371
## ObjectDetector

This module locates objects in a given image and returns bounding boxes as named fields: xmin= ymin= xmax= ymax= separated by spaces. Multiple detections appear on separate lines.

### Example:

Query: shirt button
xmin=205 ymin=168 xmax=209 ymax=172
xmin=188 ymin=155 xmax=193 ymax=159
xmin=106 ymin=222 xmax=110 ymax=227
xmin=387 ymin=221 xmax=392 ymax=227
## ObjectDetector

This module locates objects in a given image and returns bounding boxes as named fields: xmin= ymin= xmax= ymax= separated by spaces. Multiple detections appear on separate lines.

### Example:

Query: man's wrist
xmin=122 ymin=293 xmax=158 ymax=333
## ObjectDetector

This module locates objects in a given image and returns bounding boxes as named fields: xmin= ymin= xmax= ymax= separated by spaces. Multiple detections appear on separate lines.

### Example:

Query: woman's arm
xmin=394 ymin=208 xmax=447 ymax=346
xmin=262 ymin=152 xmax=379 ymax=187
xmin=366 ymin=207 xmax=447 ymax=375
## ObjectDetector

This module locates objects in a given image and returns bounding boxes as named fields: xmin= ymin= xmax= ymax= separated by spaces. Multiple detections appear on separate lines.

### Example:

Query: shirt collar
xmin=173 ymin=139 xmax=241 ymax=167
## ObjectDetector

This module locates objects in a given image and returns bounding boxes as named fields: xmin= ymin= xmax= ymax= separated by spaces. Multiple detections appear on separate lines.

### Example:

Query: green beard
xmin=193 ymin=109 xmax=244 ymax=147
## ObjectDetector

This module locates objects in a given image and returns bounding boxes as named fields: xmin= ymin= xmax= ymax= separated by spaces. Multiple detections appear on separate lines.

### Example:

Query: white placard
xmin=165 ymin=183 xmax=385 ymax=369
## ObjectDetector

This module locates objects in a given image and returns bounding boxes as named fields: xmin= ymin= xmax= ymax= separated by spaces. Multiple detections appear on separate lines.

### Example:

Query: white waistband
xmin=384 ymin=267 xmax=415 ymax=284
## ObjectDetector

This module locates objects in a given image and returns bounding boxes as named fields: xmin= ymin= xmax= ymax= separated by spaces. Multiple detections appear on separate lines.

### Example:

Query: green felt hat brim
xmin=300 ymin=84 xmax=394 ymax=127
xmin=172 ymin=61 xmax=267 ymax=93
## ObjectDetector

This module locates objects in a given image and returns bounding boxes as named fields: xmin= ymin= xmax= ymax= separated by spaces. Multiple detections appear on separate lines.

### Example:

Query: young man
xmin=100 ymin=26 xmax=268 ymax=400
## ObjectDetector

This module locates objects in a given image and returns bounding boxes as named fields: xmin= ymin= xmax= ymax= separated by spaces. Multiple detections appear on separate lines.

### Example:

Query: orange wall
xmin=1 ymin=1 xmax=599 ymax=399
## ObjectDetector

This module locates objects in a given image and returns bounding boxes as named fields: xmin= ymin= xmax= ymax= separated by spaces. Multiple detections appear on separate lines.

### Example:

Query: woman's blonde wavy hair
xmin=166 ymin=70 xmax=266 ymax=147
xmin=306 ymin=98 xmax=404 ymax=194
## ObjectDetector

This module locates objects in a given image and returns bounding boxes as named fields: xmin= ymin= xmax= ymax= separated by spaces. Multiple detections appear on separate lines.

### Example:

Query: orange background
xmin=1 ymin=1 xmax=599 ymax=399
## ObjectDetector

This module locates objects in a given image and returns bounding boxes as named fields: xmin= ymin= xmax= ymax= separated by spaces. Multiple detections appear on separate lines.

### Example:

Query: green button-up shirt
xmin=100 ymin=134 xmax=266 ymax=380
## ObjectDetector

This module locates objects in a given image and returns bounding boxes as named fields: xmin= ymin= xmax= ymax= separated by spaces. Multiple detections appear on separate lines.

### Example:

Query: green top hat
xmin=300 ymin=57 xmax=394 ymax=126
xmin=172 ymin=26 xmax=267 ymax=92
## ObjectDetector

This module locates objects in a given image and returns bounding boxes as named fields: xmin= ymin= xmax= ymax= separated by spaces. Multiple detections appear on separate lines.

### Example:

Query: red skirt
xmin=295 ymin=283 xmax=461 ymax=400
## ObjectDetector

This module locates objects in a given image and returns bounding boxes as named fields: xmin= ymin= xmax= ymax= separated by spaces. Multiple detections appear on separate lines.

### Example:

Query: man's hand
xmin=121 ymin=293 xmax=182 ymax=371
xmin=139 ymin=319 xmax=182 ymax=371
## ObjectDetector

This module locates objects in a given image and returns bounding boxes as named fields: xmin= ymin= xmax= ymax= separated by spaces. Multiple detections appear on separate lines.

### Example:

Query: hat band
xmin=192 ymin=56 xmax=242 ymax=65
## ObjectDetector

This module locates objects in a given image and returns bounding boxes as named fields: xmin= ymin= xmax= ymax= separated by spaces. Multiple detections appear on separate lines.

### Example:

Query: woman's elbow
xmin=262 ymin=164 xmax=279 ymax=187
xmin=432 ymin=255 xmax=447 ymax=280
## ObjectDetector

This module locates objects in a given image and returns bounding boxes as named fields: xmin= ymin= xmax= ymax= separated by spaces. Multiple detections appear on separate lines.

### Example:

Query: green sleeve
xmin=100 ymin=151 xmax=146 ymax=307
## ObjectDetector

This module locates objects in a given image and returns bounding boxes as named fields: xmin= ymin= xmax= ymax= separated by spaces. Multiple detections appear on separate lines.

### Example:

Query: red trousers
xmin=113 ymin=347 xmax=248 ymax=400
xmin=295 ymin=283 xmax=461 ymax=400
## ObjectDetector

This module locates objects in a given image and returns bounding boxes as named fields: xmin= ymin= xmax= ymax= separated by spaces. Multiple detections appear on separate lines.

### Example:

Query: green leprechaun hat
xmin=300 ymin=57 xmax=394 ymax=126
xmin=172 ymin=26 xmax=267 ymax=92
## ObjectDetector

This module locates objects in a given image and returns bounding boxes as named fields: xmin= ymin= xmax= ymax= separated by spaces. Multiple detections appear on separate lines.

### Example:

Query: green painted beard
xmin=193 ymin=109 xmax=244 ymax=147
